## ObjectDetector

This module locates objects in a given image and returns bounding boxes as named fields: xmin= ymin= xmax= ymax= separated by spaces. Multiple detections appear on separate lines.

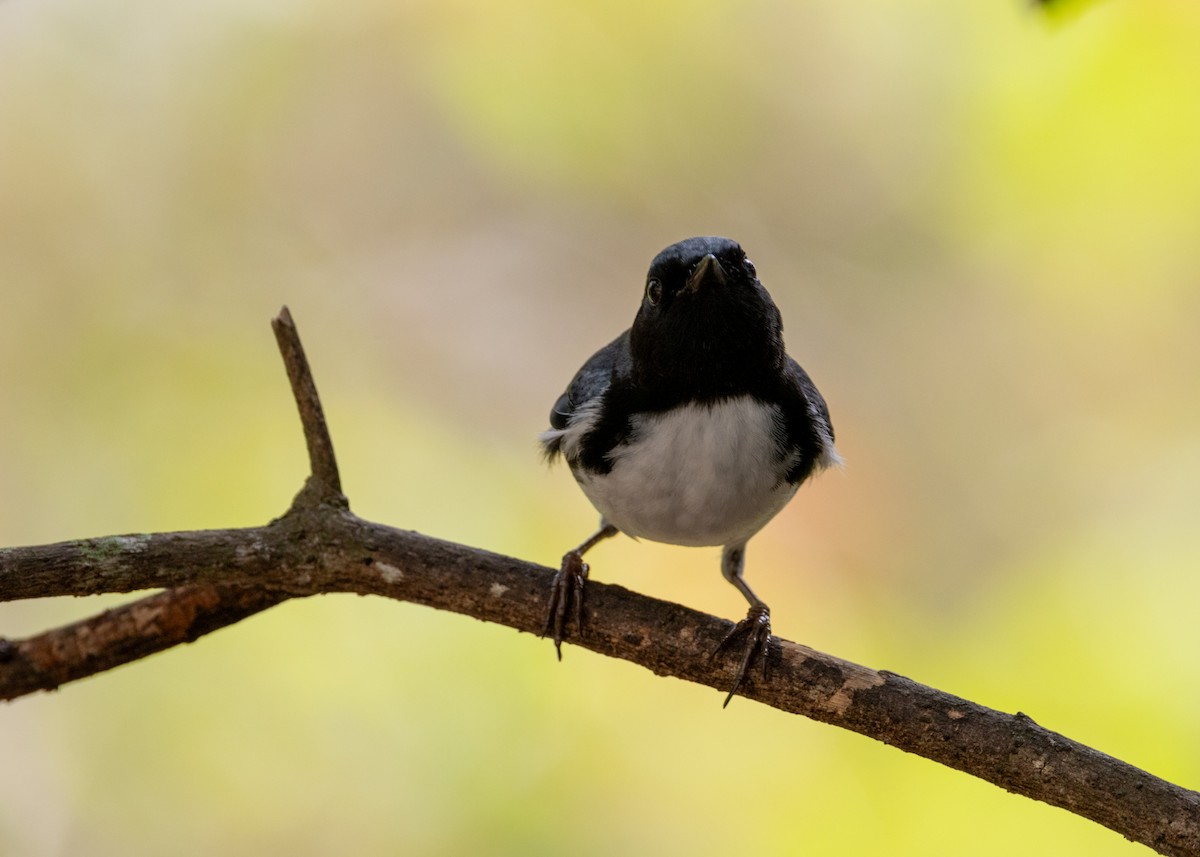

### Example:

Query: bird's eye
xmin=744 ymin=258 xmax=757 ymax=279
xmin=646 ymin=278 xmax=663 ymax=306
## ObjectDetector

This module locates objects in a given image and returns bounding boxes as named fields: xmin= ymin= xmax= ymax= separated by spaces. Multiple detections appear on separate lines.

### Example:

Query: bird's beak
xmin=685 ymin=253 xmax=727 ymax=294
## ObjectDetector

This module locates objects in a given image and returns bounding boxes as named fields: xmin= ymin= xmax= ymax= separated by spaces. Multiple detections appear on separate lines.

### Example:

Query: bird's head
xmin=630 ymin=237 xmax=785 ymax=397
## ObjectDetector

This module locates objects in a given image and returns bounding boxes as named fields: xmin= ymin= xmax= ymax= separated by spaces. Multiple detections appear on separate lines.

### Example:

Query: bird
xmin=539 ymin=236 xmax=841 ymax=705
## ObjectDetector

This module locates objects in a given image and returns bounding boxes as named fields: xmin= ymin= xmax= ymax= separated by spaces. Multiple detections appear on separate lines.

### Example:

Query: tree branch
xmin=0 ymin=584 xmax=286 ymax=697
xmin=0 ymin=306 xmax=343 ymax=697
xmin=1 ymin=308 xmax=1197 ymax=856
xmin=271 ymin=305 xmax=343 ymax=500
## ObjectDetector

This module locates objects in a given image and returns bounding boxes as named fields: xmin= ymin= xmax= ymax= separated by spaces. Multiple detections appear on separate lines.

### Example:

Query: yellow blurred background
xmin=3 ymin=0 xmax=1199 ymax=854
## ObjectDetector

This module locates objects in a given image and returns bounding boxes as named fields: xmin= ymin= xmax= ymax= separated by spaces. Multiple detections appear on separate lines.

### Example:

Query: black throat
xmin=627 ymin=287 xmax=786 ymax=410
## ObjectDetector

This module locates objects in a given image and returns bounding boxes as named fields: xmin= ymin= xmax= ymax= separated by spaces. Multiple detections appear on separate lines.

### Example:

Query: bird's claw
xmin=542 ymin=551 xmax=588 ymax=659
xmin=712 ymin=604 xmax=772 ymax=707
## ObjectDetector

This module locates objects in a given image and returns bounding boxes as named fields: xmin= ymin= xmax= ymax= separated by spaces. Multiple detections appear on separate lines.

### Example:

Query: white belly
xmin=573 ymin=396 xmax=798 ymax=547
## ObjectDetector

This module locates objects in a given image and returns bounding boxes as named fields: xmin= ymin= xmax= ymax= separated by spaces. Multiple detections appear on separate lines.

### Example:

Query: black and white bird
xmin=540 ymin=236 xmax=840 ymax=704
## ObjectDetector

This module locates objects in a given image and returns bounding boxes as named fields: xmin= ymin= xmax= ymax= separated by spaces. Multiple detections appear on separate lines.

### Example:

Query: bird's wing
xmin=782 ymin=356 xmax=842 ymax=483
xmin=542 ymin=330 xmax=631 ymax=459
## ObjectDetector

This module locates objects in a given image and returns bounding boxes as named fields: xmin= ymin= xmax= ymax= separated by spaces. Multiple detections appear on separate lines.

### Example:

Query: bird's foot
xmin=541 ymin=550 xmax=588 ymax=659
xmin=712 ymin=604 xmax=772 ymax=707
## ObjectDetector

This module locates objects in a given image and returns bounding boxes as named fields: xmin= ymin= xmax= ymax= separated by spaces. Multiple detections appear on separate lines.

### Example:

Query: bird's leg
xmin=713 ymin=542 xmax=773 ymax=707
xmin=542 ymin=521 xmax=619 ymax=659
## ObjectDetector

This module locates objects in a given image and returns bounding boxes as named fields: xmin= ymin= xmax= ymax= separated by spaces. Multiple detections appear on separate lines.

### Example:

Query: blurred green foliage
xmin=2 ymin=0 xmax=1199 ymax=855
